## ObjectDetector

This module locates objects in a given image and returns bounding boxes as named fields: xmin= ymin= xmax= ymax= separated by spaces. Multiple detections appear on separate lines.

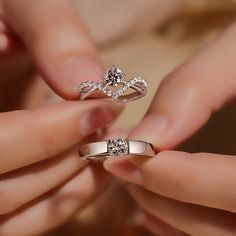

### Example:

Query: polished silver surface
xmin=79 ymin=138 xmax=156 ymax=160
xmin=78 ymin=66 xmax=148 ymax=102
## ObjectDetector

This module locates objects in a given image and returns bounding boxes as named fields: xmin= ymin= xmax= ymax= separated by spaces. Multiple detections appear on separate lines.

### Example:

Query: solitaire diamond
xmin=103 ymin=66 xmax=125 ymax=87
xmin=108 ymin=138 xmax=129 ymax=156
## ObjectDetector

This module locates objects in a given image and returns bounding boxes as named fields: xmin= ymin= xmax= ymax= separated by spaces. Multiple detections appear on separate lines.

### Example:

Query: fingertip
xmin=129 ymin=113 xmax=170 ymax=150
xmin=103 ymin=158 xmax=142 ymax=184
xmin=33 ymin=20 xmax=103 ymax=99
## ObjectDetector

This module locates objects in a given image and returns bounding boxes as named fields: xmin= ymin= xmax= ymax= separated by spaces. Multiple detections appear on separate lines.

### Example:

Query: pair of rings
xmin=78 ymin=65 xmax=156 ymax=160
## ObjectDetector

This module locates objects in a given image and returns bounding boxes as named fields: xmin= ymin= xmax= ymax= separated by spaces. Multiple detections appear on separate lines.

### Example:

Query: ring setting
xmin=108 ymin=138 xmax=129 ymax=156
xmin=78 ymin=65 xmax=148 ymax=102
xmin=79 ymin=138 xmax=156 ymax=160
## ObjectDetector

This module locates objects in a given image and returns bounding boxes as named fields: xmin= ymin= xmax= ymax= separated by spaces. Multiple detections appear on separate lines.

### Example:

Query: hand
xmin=0 ymin=0 xmax=103 ymax=100
xmin=0 ymin=99 xmax=123 ymax=236
xmin=0 ymin=1 xmax=117 ymax=235
xmin=104 ymin=23 xmax=236 ymax=236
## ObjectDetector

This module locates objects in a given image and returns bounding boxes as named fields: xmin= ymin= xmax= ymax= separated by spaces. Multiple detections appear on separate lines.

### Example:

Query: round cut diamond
xmin=108 ymin=138 xmax=129 ymax=156
xmin=103 ymin=66 xmax=125 ymax=87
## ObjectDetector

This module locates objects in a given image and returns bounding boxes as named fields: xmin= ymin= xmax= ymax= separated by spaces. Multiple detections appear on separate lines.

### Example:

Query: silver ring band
xmin=79 ymin=138 xmax=156 ymax=160
xmin=78 ymin=66 xmax=148 ymax=102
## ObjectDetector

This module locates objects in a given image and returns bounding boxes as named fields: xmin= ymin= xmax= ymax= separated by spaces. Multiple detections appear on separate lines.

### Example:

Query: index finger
xmin=1 ymin=0 xmax=102 ymax=99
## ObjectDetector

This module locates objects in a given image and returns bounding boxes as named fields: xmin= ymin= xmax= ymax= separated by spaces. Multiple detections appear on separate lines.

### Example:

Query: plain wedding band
xmin=79 ymin=138 xmax=156 ymax=160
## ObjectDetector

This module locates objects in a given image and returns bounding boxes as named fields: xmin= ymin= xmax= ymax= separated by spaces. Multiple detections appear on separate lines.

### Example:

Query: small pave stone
xmin=102 ymin=87 xmax=107 ymax=93
xmin=117 ymin=90 xmax=123 ymax=95
xmin=108 ymin=138 xmax=129 ymax=156
xmin=112 ymin=94 xmax=118 ymax=99
xmin=78 ymin=81 xmax=96 ymax=93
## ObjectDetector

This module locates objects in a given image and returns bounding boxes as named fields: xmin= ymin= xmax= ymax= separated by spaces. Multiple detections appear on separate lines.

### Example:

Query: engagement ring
xmin=78 ymin=66 xmax=148 ymax=102
xmin=79 ymin=138 xmax=156 ymax=160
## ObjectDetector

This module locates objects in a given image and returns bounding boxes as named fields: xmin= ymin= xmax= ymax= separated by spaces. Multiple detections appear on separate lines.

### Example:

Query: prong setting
xmin=103 ymin=65 xmax=125 ymax=87
xmin=108 ymin=138 xmax=129 ymax=156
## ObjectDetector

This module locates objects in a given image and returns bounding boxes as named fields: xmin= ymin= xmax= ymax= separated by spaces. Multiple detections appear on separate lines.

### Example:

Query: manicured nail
xmin=104 ymin=159 xmax=142 ymax=184
xmin=63 ymin=57 xmax=103 ymax=89
xmin=130 ymin=114 xmax=168 ymax=143
xmin=80 ymin=102 xmax=123 ymax=137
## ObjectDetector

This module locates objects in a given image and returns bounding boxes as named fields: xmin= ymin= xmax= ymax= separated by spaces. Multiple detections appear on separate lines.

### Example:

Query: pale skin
xmin=104 ymin=23 xmax=236 ymax=235
xmin=1 ymin=0 xmax=236 ymax=236
xmin=0 ymin=0 xmax=124 ymax=235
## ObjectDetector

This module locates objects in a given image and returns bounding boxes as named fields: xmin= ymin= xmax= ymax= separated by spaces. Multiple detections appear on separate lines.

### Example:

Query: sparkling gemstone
xmin=108 ymin=138 xmax=129 ymax=156
xmin=102 ymin=87 xmax=107 ymax=93
xmin=131 ymin=81 xmax=135 ymax=85
xmin=117 ymin=90 xmax=123 ymax=95
xmin=123 ymin=85 xmax=128 ymax=90
xmin=92 ymin=83 xmax=98 ymax=89
xmin=107 ymin=91 xmax=112 ymax=96
xmin=103 ymin=66 xmax=125 ymax=87
xmin=78 ymin=81 xmax=94 ymax=93
xmin=112 ymin=93 xmax=118 ymax=99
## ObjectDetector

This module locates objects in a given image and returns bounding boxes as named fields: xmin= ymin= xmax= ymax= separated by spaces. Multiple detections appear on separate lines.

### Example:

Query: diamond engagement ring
xmin=79 ymin=138 xmax=156 ymax=160
xmin=78 ymin=66 xmax=148 ymax=102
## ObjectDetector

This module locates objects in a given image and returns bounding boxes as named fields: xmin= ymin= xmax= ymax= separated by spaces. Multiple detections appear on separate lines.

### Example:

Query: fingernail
xmin=80 ymin=102 xmax=123 ymax=137
xmin=130 ymin=114 xmax=168 ymax=143
xmin=63 ymin=57 xmax=103 ymax=89
xmin=104 ymin=159 xmax=142 ymax=184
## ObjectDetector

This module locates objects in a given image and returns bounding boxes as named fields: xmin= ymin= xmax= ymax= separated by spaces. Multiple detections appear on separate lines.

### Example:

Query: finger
xmin=0 ymin=33 xmax=10 ymax=51
xmin=1 ymin=71 xmax=59 ymax=111
xmin=105 ymin=151 xmax=236 ymax=213
xmin=0 ymin=20 xmax=19 ymax=52
xmin=0 ymin=20 xmax=8 ymax=33
xmin=136 ymin=212 xmax=187 ymax=236
xmin=0 ymin=165 xmax=107 ymax=236
xmin=21 ymin=73 xmax=63 ymax=109
xmin=1 ymin=0 xmax=103 ymax=99
xmin=128 ymin=185 xmax=236 ymax=236
xmin=0 ymin=147 xmax=86 ymax=214
xmin=129 ymin=23 xmax=236 ymax=149
xmin=103 ymin=129 xmax=128 ymax=139
xmin=0 ymin=100 xmax=123 ymax=174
